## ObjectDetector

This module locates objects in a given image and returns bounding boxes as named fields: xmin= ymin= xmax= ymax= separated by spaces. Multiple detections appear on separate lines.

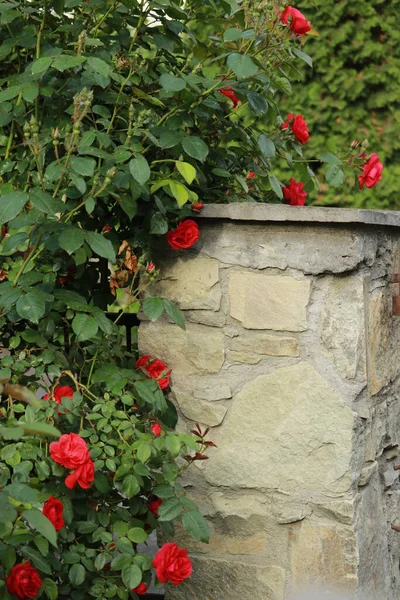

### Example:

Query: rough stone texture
xmin=139 ymin=206 xmax=400 ymax=600
xmin=229 ymin=272 xmax=310 ymax=331
xmin=149 ymin=256 xmax=221 ymax=311
xmin=204 ymin=363 xmax=356 ymax=494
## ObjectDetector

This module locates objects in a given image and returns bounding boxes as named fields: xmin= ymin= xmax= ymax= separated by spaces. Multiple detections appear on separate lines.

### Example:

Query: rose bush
xmin=0 ymin=0 xmax=384 ymax=598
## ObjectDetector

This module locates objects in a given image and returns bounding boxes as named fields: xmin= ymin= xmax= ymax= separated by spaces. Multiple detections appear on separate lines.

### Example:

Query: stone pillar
xmin=139 ymin=205 xmax=400 ymax=600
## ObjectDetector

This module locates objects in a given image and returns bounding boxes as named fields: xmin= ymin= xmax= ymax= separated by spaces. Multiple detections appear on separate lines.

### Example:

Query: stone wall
xmin=139 ymin=205 xmax=400 ymax=600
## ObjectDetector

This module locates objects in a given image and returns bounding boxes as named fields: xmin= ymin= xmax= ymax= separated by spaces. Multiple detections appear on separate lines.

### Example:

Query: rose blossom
xmin=166 ymin=220 xmax=200 ymax=250
xmin=282 ymin=113 xmax=310 ymax=145
xmin=151 ymin=423 xmax=162 ymax=437
xmin=50 ymin=433 xmax=90 ymax=469
xmin=44 ymin=385 xmax=74 ymax=406
xmin=191 ymin=202 xmax=204 ymax=211
xmin=148 ymin=498 xmax=162 ymax=516
xmin=280 ymin=6 xmax=311 ymax=36
xmin=247 ymin=171 xmax=256 ymax=179
xmin=6 ymin=562 xmax=42 ymax=599
xmin=146 ymin=262 xmax=155 ymax=273
xmin=219 ymin=86 xmax=240 ymax=108
xmin=65 ymin=459 xmax=95 ymax=490
xmin=42 ymin=496 xmax=65 ymax=531
xmin=132 ymin=582 xmax=148 ymax=594
xmin=359 ymin=153 xmax=383 ymax=189
xmin=283 ymin=178 xmax=307 ymax=206
xmin=136 ymin=355 xmax=171 ymax=390
xmin=153 ymin=543 xmax=192 ymax=585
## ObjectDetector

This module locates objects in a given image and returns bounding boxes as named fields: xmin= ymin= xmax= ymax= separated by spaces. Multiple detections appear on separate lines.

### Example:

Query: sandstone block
xmin=149 ymin=256 xmax=221 ymax=310
xmin=194 ymin=384 xmax=232 ymax=402
xmin=174 ymin=389 xmax=227 ymax=427
xmin=204 ymin=362 xmax=356 ymax=494
xmin=138 ymin=323 xmax=224 ymax=377
xmin=229 ymin=272 xmax=310 ymax=331
xmin=229 ymin=333 xmax=299 ymax=357
xmin=165 ymin=556 xmax=286 ymax=600
xmin=226 ymin=351 xmax=261 ymax=364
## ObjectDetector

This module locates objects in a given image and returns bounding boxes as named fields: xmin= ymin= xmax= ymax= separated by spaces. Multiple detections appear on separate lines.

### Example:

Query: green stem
xmin=87 ymin=344 xmax=100 ymax=388
xmin=12 ymin=235 xmax=43 ymax=288
xmin=35 ymin=0 xmax=48 ymax=120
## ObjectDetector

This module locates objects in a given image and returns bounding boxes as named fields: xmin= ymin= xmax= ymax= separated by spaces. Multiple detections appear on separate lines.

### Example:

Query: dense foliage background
xmin=289 ymin=0 xmax=399 ymax=209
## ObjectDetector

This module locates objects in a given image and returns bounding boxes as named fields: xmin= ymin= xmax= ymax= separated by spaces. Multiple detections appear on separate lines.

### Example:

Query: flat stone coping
xmin=199 ymin=203 xmax=400 ymax=228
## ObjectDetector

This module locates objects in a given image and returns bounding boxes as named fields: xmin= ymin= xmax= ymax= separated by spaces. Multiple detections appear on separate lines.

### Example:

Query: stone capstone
xmin=228 ymin=272 xmax=310 ymax=332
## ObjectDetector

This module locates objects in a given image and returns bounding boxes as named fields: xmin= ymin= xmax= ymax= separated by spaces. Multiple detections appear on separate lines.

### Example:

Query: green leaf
xmin=0 ymin=545 xmax=16 ymax=570
xmin=31 ymin=57 xmax=53 ymax=75
xmin=92 ymin=311 xmax=114 ymax=335
xmin=136 ymin=441 xmax=152 ymax=464
xmin=157 ymin=497 xmax=183 ymax=522
xmin=20 ymin=547 xmax=52 ymax=575
xmin=0 ymin=426 xmax=24 ymax=440
xmin=16 ymin=292 xmax=46 ymax=324
xmin=53 ymin=0 xmax=65 ymax=16
xmin=34 ymin=535 xmax=49 ymax=557
xmin=159 ymin=130 xmax=183 ymax=149
xmin=224 ymin=28 xmax=243 ymax=42
xmin=70 ymin=156 xmax=96 ymax=177
xmin=227 ymin=53 xmax=258 ymax=79
xmin=163 ymin=299 xmax=185 ymax=330
xmin=72 ymin=313 xmax=99 ymax=342
xmin=21 ymin=423 xmax=61 ymax=437
xmin=86 ymin=231 xmax=116 ymax=262
xmin=129 ymin=156 xmax=151 ymax=186
xmin=143 ymin=297 xmax=164 ymax=321
xmin=69 ymin=563 xmax=85 ymax=586
xmin=160 ymin=73 xmax=186 ymax=92
xmin=258 ymin=135 xmax=275 ymax=158
xmin=23 ymin=509 xmax=57 ymax=547
xmin=182 ymin=137 xmax=209 ymax=162
xmin=169 ymin=181 xmax=189 ymax=207
xmin=127 ymin=527 xmax=148 ymax=543
xmin=42 ymin=578 xmax=58 ymax=600
xmin=0 ymin=191 xmax=28 ymax=224
xmin=320 ymin=153 xmax=342 ymax=166
xmin=121 ymin=474 xmax=140 ymax=498
xmin=292 ymin=47 xmax=313 ymax=68
xmin=176 ymin=161 xmax=196 ymax=185
xmin=182 ymin=510 xmax=210 ymax=543
xmin=326 ymin=165 xmax=345 ymax=188
xmin=59 ymin=227 xmax=85 ymax=254
xmin=29 ymin=190 xmax=64 ymax=214
xmin=150 ymin=212 xmax=168 ymax=235
xmin=0 ymin=85 xmax=21 ymax=102
xmin=121 ymin=564 xmax=142 ymax=590
xmin=53 ymin=55 xmax=86 ymax=72
xmin=110 ymin=554 xmax=132 ymax=570
xmin=22 ymin=84 xmax=39 ymax=103
xmin=269 ymin=174 xmax=283 ymax=199
xmin=153 ymin=484 xmax=176 ymax=499
xmin=94 ymin=553 xmax=107 ymax=571
xmin=248 ymin=92 xmax=268 ymax=116
xmin=86 ymin=56 xmax=111 ymax=76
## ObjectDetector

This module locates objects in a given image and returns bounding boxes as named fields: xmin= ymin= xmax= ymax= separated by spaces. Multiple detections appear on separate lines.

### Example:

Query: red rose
xmin=151 ymin=423 xmax=162 ymax=437
xmin=42 ymin=496 xmax=65 ymax=531
xmin=153 ymin=543 xmax=192 ymax=585
xmin=281 ymin=6 xmax=311 ymax=36
xmin=131 ymin=582 xmax=148 ymax=594
xmin=136 ymin=355 xmax=171 ymax=390
xmin=148 ymin=498 xmax=162 ymax=517
xmin=103 ymin=224 xmax=112 ymax=233
xmin=283 ymin=178 xmax=307 ymax=206
xmin=6 ymin=562 xmax=43 ymax=599
xmin=44 ymin=385 xmax=74 ymax=406
xmin=191 ymin=202 xmax=204 ymax=212
xmin=359 ymin=153 xmax=383 ymax=189
xmin=247 ymin=171 xmax=256 ymax=179
xmin=282 ymin=113 xmax=310 ymax=145
xmin=219 ymin=86 xmax=240 ymax=108
xmin=50 ymin=433 xmax=90 ymax=469
xmin=166 ymin=220 xmax=200 ymax=250
xmin=146 ymin=262 xmax=156 ymax=273
xmin=65 ymin=459 xmax=95 ymax=490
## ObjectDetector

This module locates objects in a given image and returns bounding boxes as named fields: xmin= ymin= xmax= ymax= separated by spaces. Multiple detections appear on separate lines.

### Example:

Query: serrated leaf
xmin=31 ymin=57 xmax=52 ymax=75
xmin=157 ymin=497 xmax=183 ymax=522
xmin=176 ymin=161 xmax=196 ymax=185
xmin=169 ymin=181 xmax=189 ymax=207
xmin=94 ymin=553 xmax=107 ymax=571
xmin=21 ymin=423 xmax=61 ymax=437
xmin=69 ymin=563 xmax=85 ymax=586
xmin=0 ymin=191 xmax=28 ymax=224
xmin=227 ymin=53 xmax=258 ymax=79
xmin=20 ymin=547 xmax=52 ymax=574
xmin=326 ymin=164 xmax=345 ymax=187
xmin=121 ymin=564 xmax=142 ymax=590
xmin=163 ymin=299 xmax=185 ymax=330
xmin=59 ymin=227 xmax=85 ymax=254
xmin=182 ymin=137 xmax=209 ymax=162
xmin=30 ymin=190 xmax=64 ymax=214
xmin=292 ymin=47 xmax=313 ymax=68
xmin=121 ymin=474 xmax=140 ymax=498
xmin=86 ymin=231 xmax=116 ymax=262
xmin=269 ymin=174 xmax=283 ymax=199
xmin=53 ymin=55 xmax=86 ymax=72
xmin=248 ymin=92 xmax=268 ymax=116
xmin=70 ymin=156 xmax=96 ymax=177
xmin=224 ymin=28 xmax=243 ymax=42
xmin=129 ymin=156 xmax=151 ymax=186
xmin=320 ymin=153 xmax=342 ymax=166
xmin=136 ymin=441 xmax=152 ymax=464
xmin=143 ymin=297 xmax=164 ymax=321
xmin=42 ymin=578 xmax=58 ymax=600
xmin=23 ymin=509 xmax=57 ymax=547
xmin=127 ymin=527 xmax=147 ymax=543
xmin=182 ymin=510 xmax=210 ymax=542
xmin=258 ymin=134 xmax=275 ymax=158
xmin=159 ymin=130 xmax=183 ymax=149
xmin=160 ymin=73 xmax=186 ymax=92
xmin=150 ymin=212 xmax=168 ymax=235
xmin=72 ymin=313 xmax=98 ymax=342
xmin=16 ymin=292 xmax=46 ymax=324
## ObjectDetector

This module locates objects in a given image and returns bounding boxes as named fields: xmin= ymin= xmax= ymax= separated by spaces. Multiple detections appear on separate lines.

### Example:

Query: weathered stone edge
xmin=198 ymin=203 xmax=400 ymax=228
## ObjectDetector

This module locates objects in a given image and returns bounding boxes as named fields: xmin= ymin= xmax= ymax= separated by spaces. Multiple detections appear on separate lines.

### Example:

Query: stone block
xmin=226 ymin=351 xmax=261 ymax=364
xmin=149 ymin=256 xmax=221 ymax=310
xmin=229 ymin=333 xmax=299 ymax=357
xmin=319 ymin=275 xmax=366 ymax=380
xmin=228 ymin=272 xmax=310 ymax=331
xmin=138 ymin=322 xmax=225 ymax=377
xmin=194 ymin=384 xmax=232 ymax=401
xmin=204 ymin=362 xmax=356 ymax=494
xmin=165 ymin=556 xmax=286 ymax=600
xmin=174 ymin=388 xmax=227 ymax=427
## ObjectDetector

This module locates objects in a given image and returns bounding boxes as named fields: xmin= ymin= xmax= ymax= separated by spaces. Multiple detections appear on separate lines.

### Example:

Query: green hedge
xmin=288 ymin=0 xmax=400 ymax=209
